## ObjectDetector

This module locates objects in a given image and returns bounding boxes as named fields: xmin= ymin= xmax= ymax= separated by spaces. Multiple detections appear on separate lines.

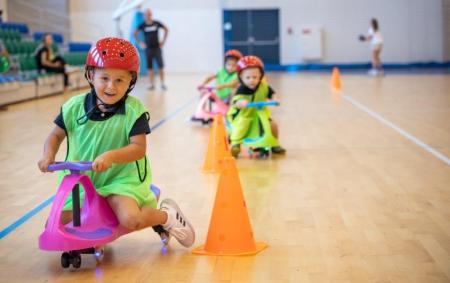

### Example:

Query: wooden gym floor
xmin=0 ymin=72 xmax=449 ymax=282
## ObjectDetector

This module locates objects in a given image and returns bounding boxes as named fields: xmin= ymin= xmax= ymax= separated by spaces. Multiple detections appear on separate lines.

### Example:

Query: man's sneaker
xmin=231 ymin=144 xmax=241 ymax=158
xmin=271 ymin=146 xmax=286 ymax=155
xmin=160 ymin=199 xmax=195 ymax=247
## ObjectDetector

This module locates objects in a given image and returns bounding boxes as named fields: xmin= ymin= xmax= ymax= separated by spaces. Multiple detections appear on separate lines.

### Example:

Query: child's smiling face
xmin=90 ymin=68 xmax=133 ymax=106
xmin=239 ymin=67 xmax=262 ymax=90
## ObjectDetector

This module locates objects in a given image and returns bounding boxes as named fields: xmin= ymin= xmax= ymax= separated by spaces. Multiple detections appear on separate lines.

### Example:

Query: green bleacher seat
xmin=0 ymin=29 xmax=21 ymax=42
xmin=63 ymin=52 xmax=87 ymax=66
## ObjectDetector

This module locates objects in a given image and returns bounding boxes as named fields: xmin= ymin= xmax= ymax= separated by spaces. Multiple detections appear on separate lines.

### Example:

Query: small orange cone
xmin=202 ymin=115 xmax=230 ymax=173
xmin=331 ymin=67 xmax=342 ymax=93
xmin=193 ymin=157 xmax=268 ymax=256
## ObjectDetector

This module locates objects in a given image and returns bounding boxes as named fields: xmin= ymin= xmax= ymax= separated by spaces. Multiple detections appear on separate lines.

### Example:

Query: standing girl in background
xmin=360 ymin=18 xmax=384 ymax=76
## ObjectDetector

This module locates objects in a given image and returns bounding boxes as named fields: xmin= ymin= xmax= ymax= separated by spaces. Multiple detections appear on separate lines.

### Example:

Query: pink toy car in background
xmin=191 ymin=86 xmax=229 ymax=125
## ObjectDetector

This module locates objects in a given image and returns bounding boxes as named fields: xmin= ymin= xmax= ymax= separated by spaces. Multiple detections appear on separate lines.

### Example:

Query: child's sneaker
xmin=231 ymin=144 xmax=241 ymax=158
xmin=271 ymin=146 xmax=286 ymax=155
xmin=160 ymin=199 xmax=195 ymax=247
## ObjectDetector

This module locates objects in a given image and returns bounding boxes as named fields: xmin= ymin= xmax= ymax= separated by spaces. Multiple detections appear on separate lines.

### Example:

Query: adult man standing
xmin=134 ymin=9 xmax=168 ymax=90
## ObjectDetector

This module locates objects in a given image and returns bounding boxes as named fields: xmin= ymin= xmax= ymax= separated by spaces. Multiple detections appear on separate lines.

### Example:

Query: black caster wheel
xmin=71 ymin=252 xmax=81 ymax=268
xmin=258 ymin=149 xmax=270 ymax=159
xmin=251 ymin=148 xmax=270 ymax=159
xmin=159 ymin=230 xmax=171 ymax=246
xmin=202 ymin=119 xmax=213 ymax=125
xmin=94 ymin=246 xmax=105 ymax=262
xmin=61 ymin=252 xmax=70 ymax=268
xmin=153 ymin=224 xmax=171 ymax=245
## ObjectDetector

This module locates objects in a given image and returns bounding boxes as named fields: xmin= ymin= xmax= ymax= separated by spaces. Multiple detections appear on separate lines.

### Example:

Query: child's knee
xmin=270 ymin=120 xmax=278 ymax=129
xmin=119 ymin=213 xmax=141 ymax=231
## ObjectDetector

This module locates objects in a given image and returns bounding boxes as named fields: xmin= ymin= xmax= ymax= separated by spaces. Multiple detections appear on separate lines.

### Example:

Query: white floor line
xmin=341 ymin=93 xmax=450 ymax=166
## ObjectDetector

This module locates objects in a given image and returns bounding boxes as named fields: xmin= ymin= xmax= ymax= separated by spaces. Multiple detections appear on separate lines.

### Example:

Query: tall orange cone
xmin=202 ymin=115 xmax=230 ymax=173
xmin=331 ymin=67 xmax=342 ymax=93
xmin=193 ymin=157 xmax=268 ymax=256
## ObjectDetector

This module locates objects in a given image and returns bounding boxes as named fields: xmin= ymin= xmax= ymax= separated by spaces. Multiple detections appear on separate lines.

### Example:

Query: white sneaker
xmin=160 ymin=199 xmax=195 ymax=247
xmin=367 ymin=69 xmax=378 ymax=76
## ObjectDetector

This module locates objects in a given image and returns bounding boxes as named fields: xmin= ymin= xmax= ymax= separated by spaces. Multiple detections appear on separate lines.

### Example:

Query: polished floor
xmin=0 ymin=72 xmax=449 ymax=282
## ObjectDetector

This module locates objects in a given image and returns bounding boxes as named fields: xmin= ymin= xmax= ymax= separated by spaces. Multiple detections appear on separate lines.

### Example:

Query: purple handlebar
xmin=198 ymin=86 xmax=215 ymax=92
xmin=48 ymin=162 xmax=93 ymax=172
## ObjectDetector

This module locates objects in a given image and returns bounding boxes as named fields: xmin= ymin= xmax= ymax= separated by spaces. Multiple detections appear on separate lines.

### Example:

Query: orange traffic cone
xmin=202 ymin=115 xmax=230 ymax=173
xmin=193 ymin=157 xmax=268 ymax=256
xmin=331 ymin=67 xmax=342 ymax=93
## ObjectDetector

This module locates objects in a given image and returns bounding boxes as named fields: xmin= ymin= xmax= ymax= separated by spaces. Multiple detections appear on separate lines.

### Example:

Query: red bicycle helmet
xmin=225 ymin=49 xmax=243 ymax=60
xmin=85 ymin=37 xmax=139 ymax=72
xmin=236 ymin=55 xmax=264 ymax=73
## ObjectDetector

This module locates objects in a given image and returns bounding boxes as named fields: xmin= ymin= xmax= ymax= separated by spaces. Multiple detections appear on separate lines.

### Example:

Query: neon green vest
xmin=216 ymin=68 xmax=238 ymax=100
xmin=60 ymin=93 xmax=156 ymax=210
xmin=227 ymin=82 xmax=270 ymax=144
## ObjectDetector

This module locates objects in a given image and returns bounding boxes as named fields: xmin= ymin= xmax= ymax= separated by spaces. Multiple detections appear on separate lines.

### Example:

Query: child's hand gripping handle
xmin=197 ymin=85 xmax=215 ymax=93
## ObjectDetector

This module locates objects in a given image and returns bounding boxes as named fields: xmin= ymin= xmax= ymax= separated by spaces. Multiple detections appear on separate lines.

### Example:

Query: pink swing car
xmin=39 ymin=161 xmax=165 ymax=269
xmin=191 ymin=86 xmax=229 ymax=125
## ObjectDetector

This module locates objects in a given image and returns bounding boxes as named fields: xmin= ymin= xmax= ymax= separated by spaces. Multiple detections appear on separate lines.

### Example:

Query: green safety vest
xmin=60 ymin=93 xmax=156 ymax=210
xmin=227 ymin=82 xmax=270 ymax=145
xmin=216 ymin=68 xmax=238 ymax=100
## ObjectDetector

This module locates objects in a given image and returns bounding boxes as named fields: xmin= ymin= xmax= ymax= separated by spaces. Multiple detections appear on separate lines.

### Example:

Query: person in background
xmin=359 ymin=18 xmax=384 ymax=76
xmin=35 ymin=33 xmax=69 ymax=88
xmin=227 ymin=55 xmax=286 ymax=158
xmin=198 ymin=49 xmax=242 ymax=103
xmin=134 ymin=9 xmax=169 ymax=91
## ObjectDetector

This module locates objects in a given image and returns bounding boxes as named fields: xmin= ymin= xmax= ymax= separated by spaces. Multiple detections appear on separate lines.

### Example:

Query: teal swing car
xmin=227 ymin=101 xmax=280 ymax=158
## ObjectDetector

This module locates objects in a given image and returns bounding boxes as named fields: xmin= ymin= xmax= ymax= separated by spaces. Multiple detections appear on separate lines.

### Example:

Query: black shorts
xmin=146 ymin=48 xmax=164 ymax=69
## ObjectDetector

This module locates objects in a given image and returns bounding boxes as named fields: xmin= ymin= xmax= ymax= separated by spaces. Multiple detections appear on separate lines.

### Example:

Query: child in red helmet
xmin=227 ymin=55 xmax=286 ymax=157
xmin=38 ymin=37 xmax=195 ymax=248
xmin=199 ymin=49 xmax=243 ymax=102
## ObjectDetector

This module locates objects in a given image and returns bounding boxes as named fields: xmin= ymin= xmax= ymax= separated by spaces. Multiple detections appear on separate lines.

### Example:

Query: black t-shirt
xmin=137 ymin=21 xmax=165 ymax=48
xmin=35 ymin=45 xmax=51 ymax=70
xmin=236 ymin=84 xmax=275 ymax=100
xmin=54 ymin=92 xmax=151 ymax=137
